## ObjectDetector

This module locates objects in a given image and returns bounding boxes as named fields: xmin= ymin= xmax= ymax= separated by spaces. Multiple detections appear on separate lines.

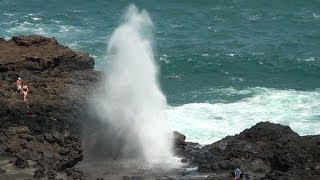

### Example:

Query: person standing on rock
xmin=232 ymin=168 xmax=242 ymax=180
xmin=16 ymin=77 xmax=22 ymax=94
xmin=22 ymin=84 xmax=29 ymax=101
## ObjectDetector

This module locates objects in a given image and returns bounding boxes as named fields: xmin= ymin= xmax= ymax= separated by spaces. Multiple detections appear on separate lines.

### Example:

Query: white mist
xmin=96 ymin=5 xmax=174 ymax=164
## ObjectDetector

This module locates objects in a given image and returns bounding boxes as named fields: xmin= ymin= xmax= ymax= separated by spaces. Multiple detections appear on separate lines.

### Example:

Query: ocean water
xmin=1 ymin=0 xmax=319 ymax=144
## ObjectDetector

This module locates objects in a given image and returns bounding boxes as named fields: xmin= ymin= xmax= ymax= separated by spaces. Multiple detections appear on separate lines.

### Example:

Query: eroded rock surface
xmin=0 ymin=126 xmax=83 ymax=179
xmin=0 ymin=35 xmax=101 ymax=135
xmin=175 ymin=122 xmax=320 ymax=179
xmin=0 ymin=35 xmax=101 ymax=179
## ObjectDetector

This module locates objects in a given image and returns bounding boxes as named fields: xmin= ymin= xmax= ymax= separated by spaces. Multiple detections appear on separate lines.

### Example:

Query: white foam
xmin=6 ymin=21 xmax=48 ymax=36
xmin=305 ymin=57 xmax=315 ymax=61
xmin=313 ymin=13 xmax=320 ymax=19
xmin=167 ymin=87 xmax=320 ymax=144
xmin=32 ymin=17 xmax=42 ymax=21
xmin=226 ymin=53 xmax=236 ymax=57
xmin=53 ymin=20 xmax=62 ymax=24
xmin=164 ymin=73 xmax=182 ymax=80
xmin=170 ymin=24 xmax=183 ymax=28
xmin=208 ymin=26 xmax=217 ymax=32
xmin=3 ymin=13 xmax=14 ymax=16
xmin=159 ymin=54 xmax=169 ymax=64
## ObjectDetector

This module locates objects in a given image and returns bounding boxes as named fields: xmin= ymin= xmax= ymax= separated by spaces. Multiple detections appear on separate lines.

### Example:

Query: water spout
xmin=95 ymin=5 xmax=174 ymax=164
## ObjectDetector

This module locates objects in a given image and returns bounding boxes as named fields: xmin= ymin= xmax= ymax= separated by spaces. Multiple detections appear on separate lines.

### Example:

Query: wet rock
xmin=173 ymin=131 xmax=187 ymax=148
xmin=14 ymin=157 xmax=29 ymax=168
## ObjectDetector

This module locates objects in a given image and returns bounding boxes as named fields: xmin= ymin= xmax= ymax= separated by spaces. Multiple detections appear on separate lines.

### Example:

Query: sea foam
xmin=167 ymin=87 xmax=320 ymax=144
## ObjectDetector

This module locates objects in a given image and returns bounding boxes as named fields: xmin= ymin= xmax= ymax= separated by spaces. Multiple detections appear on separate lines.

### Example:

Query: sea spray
xmin=95 ymin=5 xmax=174 ymax=164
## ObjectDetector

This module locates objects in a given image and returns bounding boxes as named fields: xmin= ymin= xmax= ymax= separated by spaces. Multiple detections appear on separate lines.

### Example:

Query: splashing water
xmin=95 ymin=5 xmax=174 ymax=164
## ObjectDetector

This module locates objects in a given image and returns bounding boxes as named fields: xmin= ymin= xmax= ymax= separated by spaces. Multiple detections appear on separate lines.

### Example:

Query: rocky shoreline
xmin=174 ymin=122 xmax=320 ymax=179
xmin=0 ymin=35 xmax=319 ymax=179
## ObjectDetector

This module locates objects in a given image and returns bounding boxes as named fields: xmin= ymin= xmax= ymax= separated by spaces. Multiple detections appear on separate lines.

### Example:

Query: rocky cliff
xmin=0 ymin=35 xmax=100 ymax=135
xmin=0 ymin=35 xmax=100 ymax=179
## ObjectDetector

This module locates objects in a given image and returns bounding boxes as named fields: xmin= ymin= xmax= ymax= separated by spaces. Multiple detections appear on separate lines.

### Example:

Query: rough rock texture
xmin=0 ymin=35 xmax=101 ymax=179
xmin=0 ymin=35 xmax=94 ymax=72
xmin=0 ymin=126 xmax=83 ymax=179
xmin=175 ymin=122 xmax=320 ymax=179
xmin=0 ymin=35 xmax=101 ymax=135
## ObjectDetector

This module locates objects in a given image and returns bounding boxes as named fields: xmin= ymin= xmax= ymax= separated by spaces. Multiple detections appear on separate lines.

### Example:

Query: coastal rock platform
xmin=175 ymin=122 xmax=320 ymax=179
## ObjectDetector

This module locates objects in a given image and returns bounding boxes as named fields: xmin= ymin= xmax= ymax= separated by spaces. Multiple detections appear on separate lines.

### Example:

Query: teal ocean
xmin=1 ymin=0 xmax=319 ymax=143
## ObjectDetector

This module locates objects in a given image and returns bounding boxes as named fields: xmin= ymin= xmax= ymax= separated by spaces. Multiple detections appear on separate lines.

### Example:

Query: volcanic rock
xmin=0 ymin=35 xmax=101 ymax=135
xmin=178 ymin=122 xmax=320 ymax=179
xmin=1 ymin=126 xmax=83 ymax=178
xmin=0 ymin=35 xmax=94 ymax=72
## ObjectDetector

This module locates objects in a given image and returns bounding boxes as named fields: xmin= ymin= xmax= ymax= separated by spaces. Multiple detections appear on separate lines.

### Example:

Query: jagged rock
xmin=0 ymin=35 xmax=94 ymax=72
xmin=12 ymin=35 xmax=55 ymax=46
xmin=173 ymin=131 xmax=186 ymax=147
xmin=33 ymin=168 xmax=46 ymax=179
xmin=0 ymin=35 xmax=101 ymax=136
xmin=178 ymin=122 xmax=320 ymax=179
xmin=5 ymin=126 xmax=31 ymax=136
xmin=0 ymin=35 xmax=99 ymax=179
xmin=44 ymin=133 xmax=55 ymax=143
xmin=1 ymin=126 xmax=83 ymax=176
xmin=14 ymin=157 xmax=29 ymax=168
xmin=0 ymin=168 xmax=6 ymax=174
xmin=46 ymin=170 xmax=57 ymax=179
xmin=66 ymin=167 xmax=84 ymax=179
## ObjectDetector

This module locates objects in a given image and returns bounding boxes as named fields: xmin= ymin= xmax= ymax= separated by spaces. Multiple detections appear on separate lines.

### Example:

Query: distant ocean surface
xmin=1 ymin=0 xmax=319 ymax=144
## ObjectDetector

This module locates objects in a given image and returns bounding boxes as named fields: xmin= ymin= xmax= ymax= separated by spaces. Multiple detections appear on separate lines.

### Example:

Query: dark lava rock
xmin=178 ymin=122 xmax=320 ymax=179
xmin=0 ymin=35 xmax=101 ymax=179
xmin=66 ymin=167 xmax=84 ymax=179
xmin=14 ymin=157 xmax=29 ymax=168
xmin=173 ymin=131 xmax=188 ymax=157
xmin=0 ymin=35 xmax=101 ymax=135
xmin=46 ymin=170 xmax=57 ymax=179
xmin=173 ymin=131 xmax=186 ymax=147
xmin=1 ymin=126 xmax=83 ymax=177
xmin=123 ymin=176 xmax=144 ymax=180
xmin=0 ymin=168 xmax=6 ymax=174
xmin=0 ymin=35 xmax=94 ymax=71
xmin=33 ymin=168 xmax=46 ymax=179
